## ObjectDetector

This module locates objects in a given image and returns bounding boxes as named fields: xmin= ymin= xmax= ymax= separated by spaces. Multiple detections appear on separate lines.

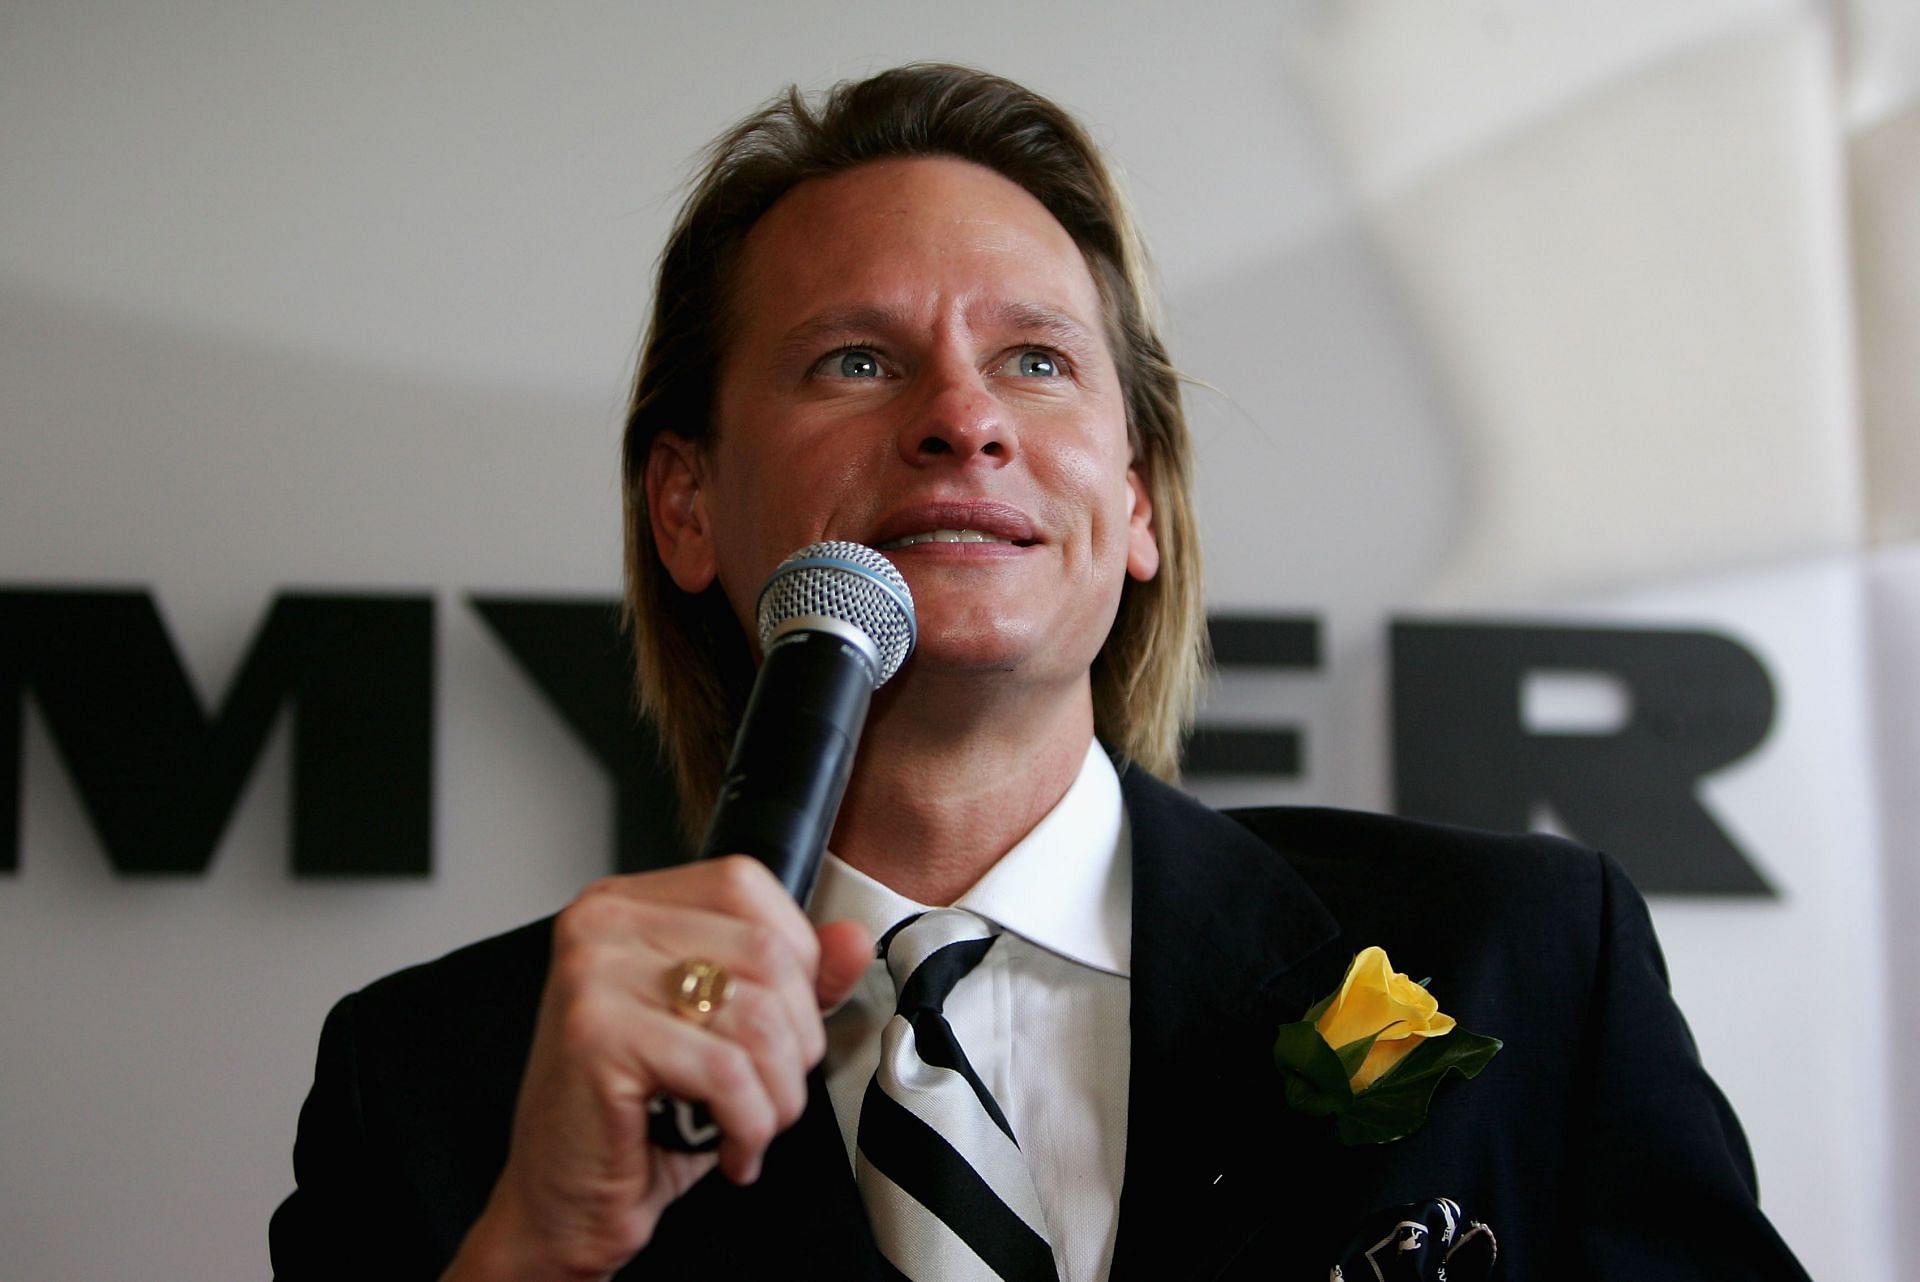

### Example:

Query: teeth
xmin=878 ymin=527 xmax=1017 ymax=549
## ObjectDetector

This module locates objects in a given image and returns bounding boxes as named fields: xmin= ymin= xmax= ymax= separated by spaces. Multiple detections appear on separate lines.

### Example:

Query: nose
xmin=897 ymin=356 xmax=1013 ymax=467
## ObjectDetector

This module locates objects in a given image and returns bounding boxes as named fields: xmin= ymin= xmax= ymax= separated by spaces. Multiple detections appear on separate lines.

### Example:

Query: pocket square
xmin=1329 ymin=1197 xmax=1497 ymax=1281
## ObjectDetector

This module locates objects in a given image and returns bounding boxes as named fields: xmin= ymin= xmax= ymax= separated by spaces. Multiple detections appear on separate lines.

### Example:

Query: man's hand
xmin=441 ymin=857 xmax=873 ymax=1282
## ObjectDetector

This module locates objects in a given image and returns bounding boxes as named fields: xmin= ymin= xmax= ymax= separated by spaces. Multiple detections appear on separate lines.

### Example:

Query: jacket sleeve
xmin=269 ymin=993 xmax=444 ymax=1281
xmin=1570 ymin=851 xmax=1811 ymax=1280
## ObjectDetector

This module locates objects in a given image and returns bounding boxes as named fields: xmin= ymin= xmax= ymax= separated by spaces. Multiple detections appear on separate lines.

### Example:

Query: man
xmin=272 ymin=65 xmax=1809 ymax=1280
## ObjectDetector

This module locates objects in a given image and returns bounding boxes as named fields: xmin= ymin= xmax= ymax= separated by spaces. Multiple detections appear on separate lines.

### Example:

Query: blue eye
xmin=832 ymin=349 xmax=881 ymax=378
xmin=1012 ymin=350 xmax=1058 ymax=377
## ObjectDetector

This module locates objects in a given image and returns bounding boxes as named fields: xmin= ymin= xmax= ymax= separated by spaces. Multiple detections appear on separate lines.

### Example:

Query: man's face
xmin=651 ymin=155 xmax=1157 ymax=692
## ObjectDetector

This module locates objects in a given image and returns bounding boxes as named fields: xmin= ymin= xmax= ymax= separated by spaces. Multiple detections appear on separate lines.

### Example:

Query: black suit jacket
xmin=271 ymin=767 xmax=1809 ymax=1279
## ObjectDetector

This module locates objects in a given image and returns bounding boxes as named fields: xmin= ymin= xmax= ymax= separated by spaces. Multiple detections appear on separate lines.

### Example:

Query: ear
xmin=645 ymin=433 xmax=718 ymax=593
xmin=1124 ymin=464 xmax=1159 ymax=582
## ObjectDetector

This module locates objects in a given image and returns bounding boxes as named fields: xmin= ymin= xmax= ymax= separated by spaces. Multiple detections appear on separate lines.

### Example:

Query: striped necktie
xmin=855 ymin=909 xmax=1061 ymax=1282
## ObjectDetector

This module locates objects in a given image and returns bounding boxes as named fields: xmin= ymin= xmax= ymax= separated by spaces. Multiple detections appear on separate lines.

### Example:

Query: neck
xmin=828 ymin=673 xmax=1095 ymax=905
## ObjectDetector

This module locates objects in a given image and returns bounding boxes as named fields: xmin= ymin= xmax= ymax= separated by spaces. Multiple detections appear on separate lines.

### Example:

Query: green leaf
xmin=1272 ymin=1019 xmax=1354 ymax=1117
xmin=1328 ymin=1031 xmax=1504 ymax=1145
xmin=1331 ymin=1031 xmax=1382 ymax=1083
xmin=1363 ymin=1030 xmax=1503 ymax=1101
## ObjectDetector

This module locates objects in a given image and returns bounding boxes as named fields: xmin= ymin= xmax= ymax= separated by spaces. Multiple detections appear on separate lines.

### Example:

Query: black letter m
xmin=1 ymin=590 xmax=432 ymax=875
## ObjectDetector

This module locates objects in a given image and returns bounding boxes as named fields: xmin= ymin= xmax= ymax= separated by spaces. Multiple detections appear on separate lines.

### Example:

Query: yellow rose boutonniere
xmin=1318 ymin=947 xmax=1457 ymax=1090
xmin=1273 ymin=947 xmax=1501 ymax=1145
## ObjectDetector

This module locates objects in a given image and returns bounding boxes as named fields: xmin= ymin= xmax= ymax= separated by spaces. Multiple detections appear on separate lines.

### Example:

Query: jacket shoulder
xmin=1224 ymin=803 xmax=1613 ymax=917
xmin=353 ymin=914 xmax=554 ymax=1024
xmin=1214 ymin=803 xmax=1639 ymax=994
xmin=335 ymin=915 xmax=555 ymax=1130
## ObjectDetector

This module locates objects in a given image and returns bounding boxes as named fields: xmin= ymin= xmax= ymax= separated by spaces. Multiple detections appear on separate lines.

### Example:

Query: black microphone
xmin=696 ymin=541 xmax=918 ymax=901
xmin=648 ymin=541 xmax=916 ymax=1152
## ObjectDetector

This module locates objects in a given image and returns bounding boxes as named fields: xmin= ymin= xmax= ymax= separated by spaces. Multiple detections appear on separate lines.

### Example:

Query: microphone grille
xmin=755 ymin=541 xmax=918 ymax=685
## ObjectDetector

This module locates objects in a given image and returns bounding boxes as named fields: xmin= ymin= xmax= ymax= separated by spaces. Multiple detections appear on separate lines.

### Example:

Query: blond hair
xmin=622 ymin=64 xmax=1208 ymax=837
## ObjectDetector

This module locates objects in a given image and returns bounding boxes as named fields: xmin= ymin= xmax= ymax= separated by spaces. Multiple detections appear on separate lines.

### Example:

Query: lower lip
xmin=880 ymin=539 xmax=1031 ymax=560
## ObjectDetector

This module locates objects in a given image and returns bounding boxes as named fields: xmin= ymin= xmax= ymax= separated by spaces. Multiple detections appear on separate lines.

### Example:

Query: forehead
xmin=726 ymin=155 xmax=1107 ymax=342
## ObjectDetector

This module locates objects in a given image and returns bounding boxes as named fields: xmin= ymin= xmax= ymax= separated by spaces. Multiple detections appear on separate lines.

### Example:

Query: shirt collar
xmin=807 ymin=740 xmax=1132 ymax=978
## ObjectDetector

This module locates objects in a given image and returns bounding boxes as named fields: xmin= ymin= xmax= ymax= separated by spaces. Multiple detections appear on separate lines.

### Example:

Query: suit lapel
xmin=1109 ymin=766 xmax=1355 ymax=1281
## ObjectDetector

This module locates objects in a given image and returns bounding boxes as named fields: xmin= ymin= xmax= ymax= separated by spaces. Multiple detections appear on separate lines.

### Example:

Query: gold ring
xmin=667 ymin=958 xmax=736 ymax=1025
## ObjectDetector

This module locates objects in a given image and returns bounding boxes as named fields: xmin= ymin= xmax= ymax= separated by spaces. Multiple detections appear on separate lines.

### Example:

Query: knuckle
xmin=702 ymin=1041 xmax=755 ymax=1094
xmin=735 ymin=924 xmax=786 ymax=977
xmin=725 ymin=1089 xmax=777 ymax=1149
xmin=574 ymin=876 xmax=632 ymax=913
xmin=730 ymin=1114 xmax=775 ymax=1154
xmin=709 ymin=855 xmax=768 ymax=909
xmin=793 ymin=927 xmax=821 ymax=971
xmin=578 ymin=874 xmax=622 ymax=900
xmin=772 ymin=1068 xmax=809 ymax=1127
xmin=725 ymin=987 xmax=785 ymax=1049
xmin=555 ymin=889 xmax=621 ymax=946
xmin=798 ymin=1016 xmax=827 ymax=1067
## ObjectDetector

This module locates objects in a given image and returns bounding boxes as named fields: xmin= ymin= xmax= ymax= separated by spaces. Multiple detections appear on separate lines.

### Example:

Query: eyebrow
xmin=983 ymin=301 xmax=1100 ymax=356
xmin=771 ymin=306 xmax=907 ymax=367
xmin=770 ymin=300 xmax=1102 ymax=367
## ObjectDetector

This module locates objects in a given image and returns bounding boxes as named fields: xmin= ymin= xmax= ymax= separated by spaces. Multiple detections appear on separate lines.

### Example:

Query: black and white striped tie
xmin=855 ymin=909 xmax=1060 ymax=1282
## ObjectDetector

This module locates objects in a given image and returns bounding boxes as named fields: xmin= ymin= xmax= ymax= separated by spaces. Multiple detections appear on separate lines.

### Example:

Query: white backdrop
xmin=2 ymin=3 xmax=1914 ymax=1278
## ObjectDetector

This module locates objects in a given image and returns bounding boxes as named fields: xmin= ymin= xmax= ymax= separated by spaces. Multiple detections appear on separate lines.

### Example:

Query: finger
xmin=634 ymin=1005 xmax=782 ymax=1183
xmin=580 ymin=858 xmax=820 ymax=967
xmin=703 ymin=977 xmax=811 ymax=1127
xmin=645 ymin=1148 xmax=722 ymax=1212
xmin=552 ymin=885 xmax=804 ymax=1000
xmin=641 ymin=931 xmax=826 ymax=1077
xmin=814 ymin=919 xmax=876 ymax=1013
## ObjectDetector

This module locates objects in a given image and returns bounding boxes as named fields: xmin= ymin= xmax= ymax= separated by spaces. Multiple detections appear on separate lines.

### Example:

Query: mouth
xmin=869 ymin=501 xmax=1039 ymax=551
xmin=878 ymin=528 xmax=1027 ymax=550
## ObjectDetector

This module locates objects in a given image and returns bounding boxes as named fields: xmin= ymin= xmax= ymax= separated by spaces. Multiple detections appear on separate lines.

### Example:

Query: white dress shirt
xmin=809 ymin=740 xmax=1133 ymax=1282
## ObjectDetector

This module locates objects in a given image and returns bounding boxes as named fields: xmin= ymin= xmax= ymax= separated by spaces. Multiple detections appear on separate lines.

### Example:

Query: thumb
xmin=813 ymin=919 xmax=875 ymax=1011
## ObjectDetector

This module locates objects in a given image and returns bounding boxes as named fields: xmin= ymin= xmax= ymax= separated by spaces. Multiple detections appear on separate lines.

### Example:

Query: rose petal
xmin=1316 ymin=946 xmax=1458 ymax=1091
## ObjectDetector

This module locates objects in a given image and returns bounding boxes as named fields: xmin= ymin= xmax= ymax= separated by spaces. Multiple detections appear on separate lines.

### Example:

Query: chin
xmin=903 ymin=617 xmax=1034 ymax=671
xmin=910 ymin=619 xmax=1110 ymax=688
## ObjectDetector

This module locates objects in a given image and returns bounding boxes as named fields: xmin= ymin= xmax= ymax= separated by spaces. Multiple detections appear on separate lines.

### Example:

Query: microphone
xmin=648 ymin=540 xmax=915 ymax=1152
xmin=696 ymin=541 xmax=917 ymax=902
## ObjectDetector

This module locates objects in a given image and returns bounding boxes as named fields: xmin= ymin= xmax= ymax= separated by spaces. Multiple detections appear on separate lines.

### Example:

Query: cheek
xmin=697 ymin=454 xmax=778 ymax=619
xmin=705 ymin=431 xmax=866 ymax=574
xmin=1072 ymin=444 xmax=1140 ymax=547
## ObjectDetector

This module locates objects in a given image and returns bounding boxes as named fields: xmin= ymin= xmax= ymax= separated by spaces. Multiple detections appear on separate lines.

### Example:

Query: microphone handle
xmin=696 ymin=627 xmax=875 ymax=900
xmin=650 ymin=627 xmax=876 ymax=1153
